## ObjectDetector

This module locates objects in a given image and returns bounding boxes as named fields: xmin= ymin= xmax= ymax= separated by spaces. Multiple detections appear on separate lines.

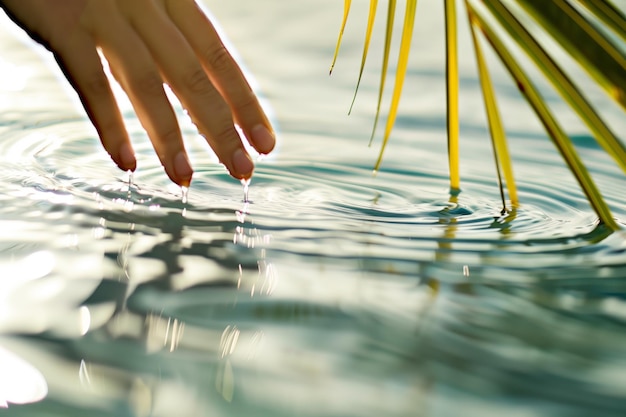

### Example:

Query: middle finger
xmin=119 ymin=0 xmax=254 ymax=179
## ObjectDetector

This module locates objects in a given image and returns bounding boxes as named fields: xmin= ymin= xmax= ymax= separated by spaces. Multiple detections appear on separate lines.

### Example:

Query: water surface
xmin=1 ymin=1 xmax=626 ymax=416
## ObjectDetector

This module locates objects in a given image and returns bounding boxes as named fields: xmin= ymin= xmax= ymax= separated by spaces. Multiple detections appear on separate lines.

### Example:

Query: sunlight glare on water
xmin=0 ymin=1 xmax=626 ymax=416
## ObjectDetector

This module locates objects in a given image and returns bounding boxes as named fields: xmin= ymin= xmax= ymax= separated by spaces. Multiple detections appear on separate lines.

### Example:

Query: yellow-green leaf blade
xmin=370 ymin=0 xmax=397 ymax=145
xmin=445 ymin=0 xmax=460 ymax=192
xmin=330 ymin=0 xmax=352 ymax=75
xmin=471 ymin=6 xmax=619 ymax=230
xmin=375 ymin=0 xmax=418 ymax=172
xmin=465 ymin=2 xmax=519 ymax=208
xmin=576 ymin=0 xmax=626 ymax=42
xmin=481 ymin=0 xmax=626 ymax=176
xmin=349 ymin=0 xmax=379 ymax=114
xmin=515 ymin=0 xmax=626 ymax=108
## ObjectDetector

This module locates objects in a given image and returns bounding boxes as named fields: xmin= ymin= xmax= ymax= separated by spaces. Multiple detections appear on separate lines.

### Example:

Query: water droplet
xmin=463 ymin=265 xmax=470 ymax=277
xmin=181 ymin=186 xmax=189 ymax=204
xmin=241 ymin=178 xmax=251 ymax=203
xmin=236 ymin=206 xmax=248 ymax=223
xmin=125 ymin=170 xmax=134 ymax=198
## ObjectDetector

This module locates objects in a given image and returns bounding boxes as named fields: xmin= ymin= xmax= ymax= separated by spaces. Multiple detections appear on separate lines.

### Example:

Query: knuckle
xmin=153 ymin=126 xmax=182 ymax=163
xmin=235 ymin=91 xmax=259 ymax=114
xmin=96 ymin=118 xmax=122 ymax=140
xmin=210 ymin=123 xmax=238 ymax=147
xmin=188 ymin=96 xmax=235 ymax=141
xmin=160 ymin=126 xmax=182 ymax=147
xmin=135 ymin=72 xmax=164 ymax=96
xmin=182 ymin=67 xmax=213 ymax=94
xmin=202 ymin=44 xmax=233 ymax=73
xmin=83 ymin=73 xmax=111 ymax=96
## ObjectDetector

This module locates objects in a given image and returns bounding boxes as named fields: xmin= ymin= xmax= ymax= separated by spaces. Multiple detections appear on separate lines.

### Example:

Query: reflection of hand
xmin=1 ymin=0 xmax=275 ymax=185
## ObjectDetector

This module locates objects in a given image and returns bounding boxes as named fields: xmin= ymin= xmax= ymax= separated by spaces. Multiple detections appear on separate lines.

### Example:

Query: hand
xmin=0 ymin=0 xmax=276 ymax=186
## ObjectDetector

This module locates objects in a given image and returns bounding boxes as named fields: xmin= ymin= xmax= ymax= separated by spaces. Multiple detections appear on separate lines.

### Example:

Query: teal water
xmin=1 ymin=1 xmax=626 ymax=416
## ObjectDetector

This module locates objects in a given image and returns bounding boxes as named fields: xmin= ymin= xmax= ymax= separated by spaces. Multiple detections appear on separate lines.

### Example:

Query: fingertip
xmin=250 ymin=124 xmax=276 ymax=154
xmin=174 ymin=151 xmax=194 ymax=186
xmin=117 ymin=142 xmax=137 ymax=172
xmin=230 ymin=148 xmax=254 ymax=179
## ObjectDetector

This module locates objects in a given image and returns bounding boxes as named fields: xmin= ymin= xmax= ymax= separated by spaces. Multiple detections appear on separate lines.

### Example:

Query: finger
xmin=53 ymin=34 xmax=136 ymax=172
xmin=83 ymin=0 xmax=193 ymax=186
xmin=121 ymin=0 xmax=255 ymax=179
xmin=165 ymin=0 xmax=276 ymax=155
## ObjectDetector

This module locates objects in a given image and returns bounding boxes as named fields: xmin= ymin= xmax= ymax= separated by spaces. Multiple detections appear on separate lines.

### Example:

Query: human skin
xmin=0 ymin=0 xmax=276 ymax=186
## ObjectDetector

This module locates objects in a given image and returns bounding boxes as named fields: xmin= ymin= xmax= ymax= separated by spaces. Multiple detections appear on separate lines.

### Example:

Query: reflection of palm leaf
xmin=331 ymin=0 xmax=625 ymax=231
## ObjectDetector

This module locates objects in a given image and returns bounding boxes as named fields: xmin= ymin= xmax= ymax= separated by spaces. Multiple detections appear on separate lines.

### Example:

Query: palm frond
xmin=515 ymin=0 xmax=626 ymax=108
xmin=330 ymin=0 xmax=625 ymax=230
xmin=466 ymin=1 xmax=518 ymax=210
xmin=469 ymin=3 xmax=618 ymax=230
xmin=577 ymin=0 xmax=626 ymax=41
xmin=348 ymin=0 xmax=379 ymax=114
xmin=329 ymin=0 xmax=352 ymax=75
xmin=369 ymin=0 xmax=397 ymax=146
xmin=445 ymin=0 xmax=461 ymax=192
xmin=479 ymin=0 xmax=626 ymax=174
xmin=374 ymin=0 xmax=418 ymax=173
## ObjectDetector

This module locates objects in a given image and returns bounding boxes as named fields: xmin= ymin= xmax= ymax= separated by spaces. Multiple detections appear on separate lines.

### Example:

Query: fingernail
xmin=174 ymin=151 xmax=193 ymax=186
xmin=119 ymin=142 xmax=136 ymax=171
xmin=231 ymin=148 xmax=254 ymax=178
xmin=251 ymin=124 xmax=275 ymax=154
